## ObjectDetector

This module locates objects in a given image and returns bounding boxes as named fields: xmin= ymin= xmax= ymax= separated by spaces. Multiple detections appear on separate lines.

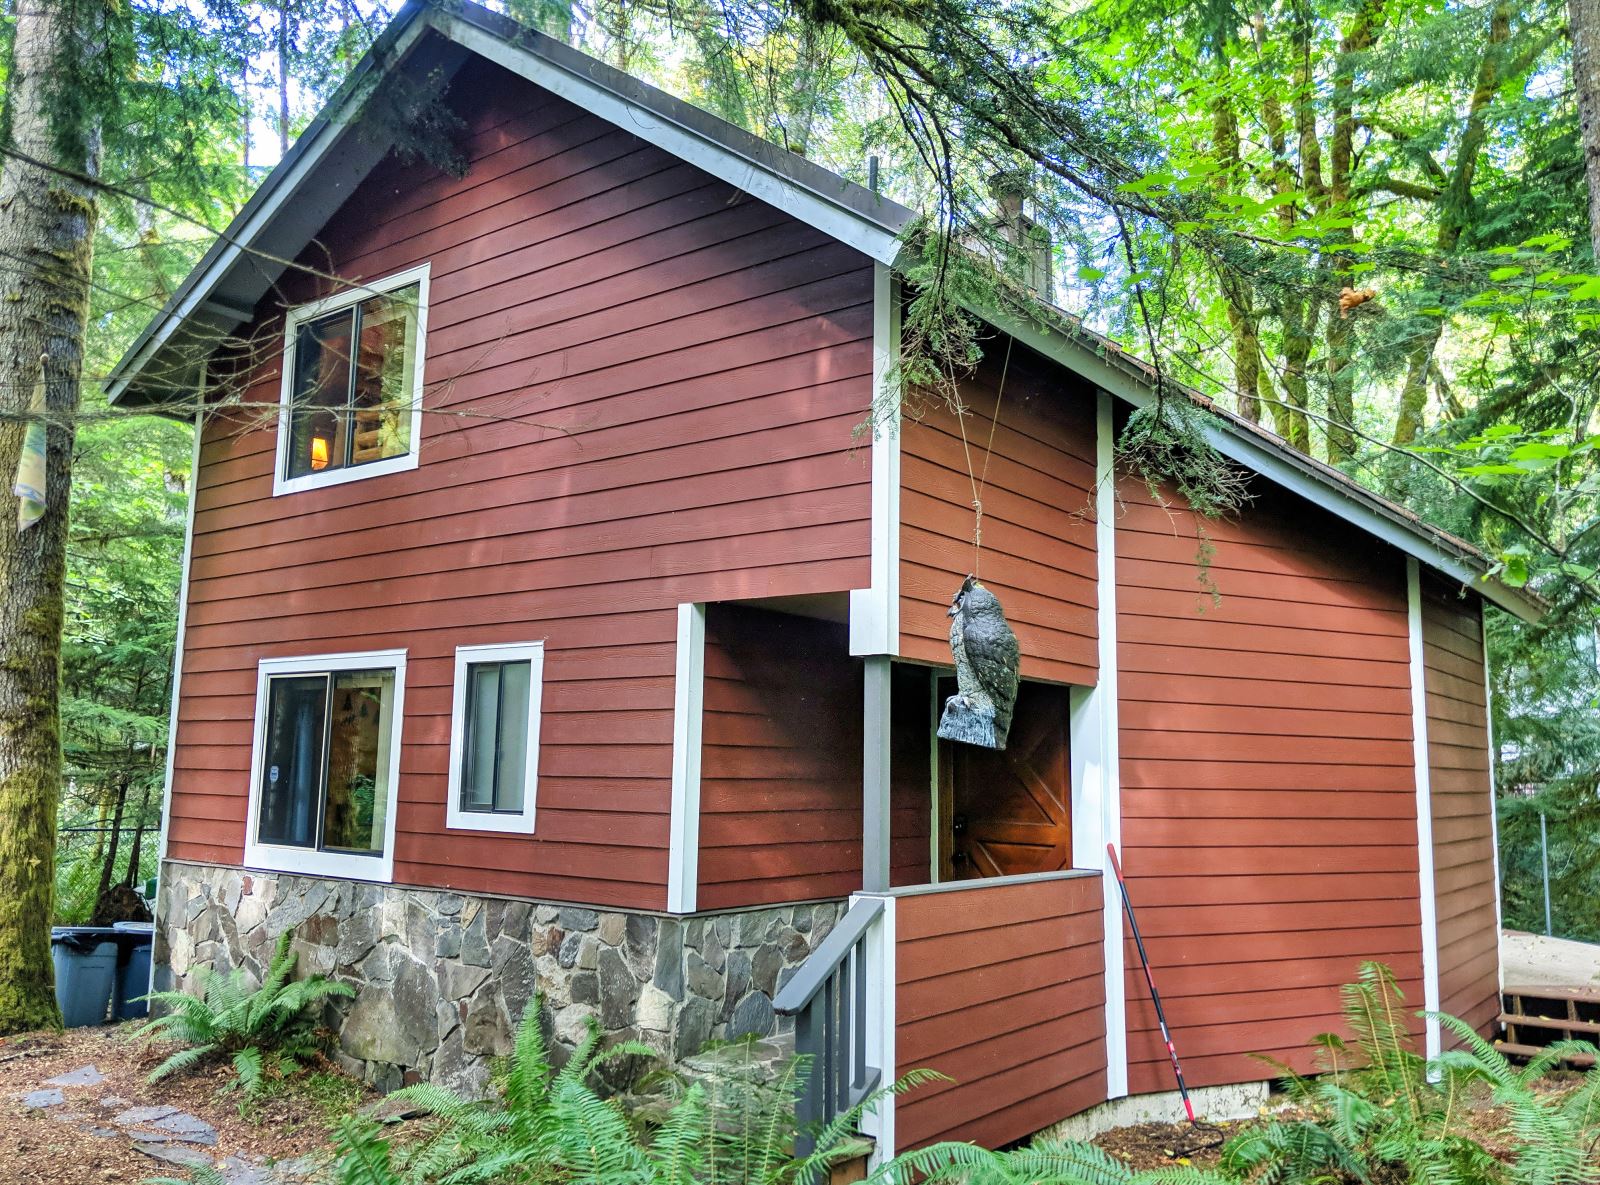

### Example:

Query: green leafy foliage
xmin=1219 ymin=962 xmax=1600 ymax=1185
xmin=333 ymin=995 xmax=937 ymax=1185
xmin=127 ymin=927 xmax=354 ymax=1096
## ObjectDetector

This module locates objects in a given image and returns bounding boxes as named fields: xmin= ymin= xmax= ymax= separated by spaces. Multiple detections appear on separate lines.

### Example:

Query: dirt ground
xmin=1502 ymin=928 xmax=1600 ymax=990
xmin=1092 ymin=1118 xmax=1237 ymax=1169
xmin=0 ymin=1023 xmax=374 ymax=1184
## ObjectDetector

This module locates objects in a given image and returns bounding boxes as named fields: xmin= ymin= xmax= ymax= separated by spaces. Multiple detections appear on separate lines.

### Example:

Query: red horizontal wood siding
xmin=1115 ymin=476 xmax=1425 ymax=1092
xmin=170 ymin=57 xmax=874 ymax=908
xmin=894 ymin=874 xmax=1106 ymax=1149
xmin=898 ymin=341 xmax=1098 ymax=683
xmin=1422 ymin=575 xmax=1500 ymax=1040
xmin=696 ymin=605 xmax=862 ymax=908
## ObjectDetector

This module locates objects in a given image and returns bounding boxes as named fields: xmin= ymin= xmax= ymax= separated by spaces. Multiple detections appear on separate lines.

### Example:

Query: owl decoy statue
xmin=937 ymin=575 xmax=1022 ymax=750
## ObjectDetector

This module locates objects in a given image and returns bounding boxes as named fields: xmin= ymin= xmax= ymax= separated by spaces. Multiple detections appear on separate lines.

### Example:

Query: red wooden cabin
xmin=109 ymin=0 xmax=1531 ymax=1158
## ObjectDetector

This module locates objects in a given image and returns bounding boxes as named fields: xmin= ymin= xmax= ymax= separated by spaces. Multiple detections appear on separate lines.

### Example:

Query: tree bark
xmin=123 ymin=782 xmax=151 ymax=889
xmin=1210 ymin=75 xmax=1262 ymax=423
xmin=0 ymin=1 xmax=106 ymax=1033
xmin=277 ymin=0 xmax=292 ymax=157
xmin=95 ymin=774 xmax=128 ymax=905
xmin=1323 ymin=0 xmax=1384 ymax=464
xmin=1394 ymin=0 xmax=1513 ymax=444
xmin=1574 ymin=0 xmax=1600 ymax=262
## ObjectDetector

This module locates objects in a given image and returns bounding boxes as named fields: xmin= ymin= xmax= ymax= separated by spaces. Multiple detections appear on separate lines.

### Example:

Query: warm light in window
xmin=310 ymin=436 xmax=330 ymax=470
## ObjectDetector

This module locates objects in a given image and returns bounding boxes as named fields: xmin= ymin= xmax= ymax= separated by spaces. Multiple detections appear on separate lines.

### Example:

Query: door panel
xmin=939 ymin=681 xmax=1072 ymax=880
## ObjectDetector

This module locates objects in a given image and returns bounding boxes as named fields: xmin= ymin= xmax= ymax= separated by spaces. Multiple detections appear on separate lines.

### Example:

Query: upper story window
xmin=273 ymin=264 xmax=429 ymax=496
xmin=244 ymin=650 xmax=407 ymax=882
xmin=445 ymin=642 xmax=544 ymax=834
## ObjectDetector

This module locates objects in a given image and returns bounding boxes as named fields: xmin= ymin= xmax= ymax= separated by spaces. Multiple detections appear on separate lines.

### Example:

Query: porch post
xmin=863 ymin=655 xmax=892 ymax=892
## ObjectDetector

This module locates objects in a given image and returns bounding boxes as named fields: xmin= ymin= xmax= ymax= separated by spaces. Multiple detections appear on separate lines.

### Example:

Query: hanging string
xmin=951 ymin=334 xmax=1015 ymax=580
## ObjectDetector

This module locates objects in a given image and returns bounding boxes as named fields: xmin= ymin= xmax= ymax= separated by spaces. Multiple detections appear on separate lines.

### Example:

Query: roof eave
xmin=106 ymin=0 xmax=912 ymax=407
xmin=957 ymin=292 xmax=1545 ymax=624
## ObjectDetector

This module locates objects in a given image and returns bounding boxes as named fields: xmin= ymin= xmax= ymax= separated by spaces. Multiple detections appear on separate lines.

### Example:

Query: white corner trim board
xmin=158 ymin=411 xmax=204 ymax=868
xmin=150 ymin=408 xmax=205 ymax=991
xmin=667 ymin=603 xmax=707 ymax=914
xmin=1067 ymin=388 xmax=1128 ymax=1099
xmin=1480 ymin=602 xmax=1506 ymax=992
xmin=1406 ymin=557 xmax=1443 ymax=1061
xmin=850 ymin=262 xmax=902 ymax=657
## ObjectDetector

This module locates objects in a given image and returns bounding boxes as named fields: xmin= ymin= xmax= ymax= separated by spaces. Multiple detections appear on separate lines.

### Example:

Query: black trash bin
xmin=111 ymin=921 xmax=155 ymax=1020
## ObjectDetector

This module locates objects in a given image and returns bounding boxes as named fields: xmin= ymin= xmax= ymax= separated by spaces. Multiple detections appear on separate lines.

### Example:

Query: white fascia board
xmin=851 ymin=263 xmax=902 ymax=656
xmin=105 ymin=16 xmax=431 ymax=404
xmin=437 ymin=15 xmax=904 ymax=267
xmin=954 ymin=297 xmax=1533 ymax=623
xmin=1407 ymin=557 xmax=1443 ymax=1061
xmin=667 ymin=603 xmax=706 ymax=914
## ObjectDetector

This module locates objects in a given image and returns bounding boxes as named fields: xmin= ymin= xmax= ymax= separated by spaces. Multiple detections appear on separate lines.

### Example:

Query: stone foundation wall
xmin=156 ymin=860 xmax=844 ymax=1095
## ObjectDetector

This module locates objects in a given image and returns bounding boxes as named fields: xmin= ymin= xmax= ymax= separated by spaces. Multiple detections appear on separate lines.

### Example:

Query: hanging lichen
xmin=1117 ymin=396 xmax=1252 ymax=608
xmin=1116 ymin=396 xmax=1252 ymax=519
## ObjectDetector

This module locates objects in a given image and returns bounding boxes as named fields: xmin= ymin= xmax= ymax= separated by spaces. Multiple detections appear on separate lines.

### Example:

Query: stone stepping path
xmin=16 ymin=1064 xmax=316 ymax=1182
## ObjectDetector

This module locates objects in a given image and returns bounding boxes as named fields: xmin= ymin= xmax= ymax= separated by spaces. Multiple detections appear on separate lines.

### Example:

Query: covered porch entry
xmin=775 ymin=658 xmax=1117 ymax=1159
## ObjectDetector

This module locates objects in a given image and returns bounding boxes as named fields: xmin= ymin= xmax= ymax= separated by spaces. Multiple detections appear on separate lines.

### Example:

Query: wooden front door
xmin=939 ymin=681 xmax=1072 ymax=880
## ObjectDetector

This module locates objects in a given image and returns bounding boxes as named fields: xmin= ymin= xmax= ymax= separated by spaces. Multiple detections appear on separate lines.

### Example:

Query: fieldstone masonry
xmin=155 ymin=861 xmax=844 ymax=1096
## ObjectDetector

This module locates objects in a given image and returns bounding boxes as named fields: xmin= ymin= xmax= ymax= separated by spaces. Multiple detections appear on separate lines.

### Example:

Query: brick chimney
xmin=988 ymin=171 xmax=1053 ymax=301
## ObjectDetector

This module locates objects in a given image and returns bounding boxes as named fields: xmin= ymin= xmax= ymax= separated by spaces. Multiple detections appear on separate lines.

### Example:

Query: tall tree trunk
xmin=1574 ymin=0 xmax=1600 ymax=262
xmin=1394 ymin=0 xmax=1514 ymax=444
xmin=0 ymin=0 xmax=106 ymax=1034
xmin=123 ymin=783 xmax=151 ymax=889
xmin=95 ymin=774 xmax=128 ymax=905
xmin=1323 ymin=0 xmax=1383 ymax=465
xmin=277 ymin=0 xmax=291 ymax=157
xmin=1280 ymin=314 xmax=1315 ymax=452
xmin=1210 ymin=74 xmax=1261 ymax=423
xmin=1251 ymin=11 xmax=1310 ymax=448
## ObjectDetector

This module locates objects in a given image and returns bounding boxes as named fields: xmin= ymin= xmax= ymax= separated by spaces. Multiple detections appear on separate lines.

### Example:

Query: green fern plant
xmin=128 ymin=927 xmax=354 ymax=1095
xmin=358 ymin=994 xmax=936 ymax=1185
xmin=1219 ymin=962 xmax=1501 ymax=1185
xmin=871 ymin=1134 xmax=1235 ymax=1185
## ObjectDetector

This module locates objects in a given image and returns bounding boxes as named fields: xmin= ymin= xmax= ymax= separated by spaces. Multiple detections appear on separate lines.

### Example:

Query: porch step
xmin=1494 ymin=1040 xmax=1596 ymax=1068
xmin=827 ymin=1136 xmax=874 ymax=1184
xmin=1498 ymin=984 xmax=1600 ymax=1066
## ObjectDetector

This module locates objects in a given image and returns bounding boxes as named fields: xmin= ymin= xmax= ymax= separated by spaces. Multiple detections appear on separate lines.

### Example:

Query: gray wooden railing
xmin=773 ymin=896 xmax=884 ymax=1151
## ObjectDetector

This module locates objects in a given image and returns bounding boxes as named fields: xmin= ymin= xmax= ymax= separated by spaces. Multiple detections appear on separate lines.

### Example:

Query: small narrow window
xmin=447 ymin=643 xmax=543 ymax=834
xmin=246 ymin=651 xmax=406 ymax=882
xmin=275 ymin=265 xmax=428 ymax=496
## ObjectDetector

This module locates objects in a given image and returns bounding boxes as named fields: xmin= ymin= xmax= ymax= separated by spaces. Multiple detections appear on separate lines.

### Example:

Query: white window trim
xmin=272 ymin=262 xmax=430 ymax=497
xmin=244 ymin=649 xmax=408 ymax=883
xmin=445 ymin=641 xmax=544 ymax=835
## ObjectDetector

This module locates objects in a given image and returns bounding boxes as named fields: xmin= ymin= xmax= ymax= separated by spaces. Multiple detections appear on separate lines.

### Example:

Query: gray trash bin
xmin=51 ymin=927 xmax=119 ymax=1028
xmin=112 ymin=921 xmax=154 ymax=1020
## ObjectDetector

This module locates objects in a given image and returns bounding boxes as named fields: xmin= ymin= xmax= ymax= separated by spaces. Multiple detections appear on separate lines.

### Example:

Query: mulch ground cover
xmin=0 ymin=1022 xmax=376 ymax=1184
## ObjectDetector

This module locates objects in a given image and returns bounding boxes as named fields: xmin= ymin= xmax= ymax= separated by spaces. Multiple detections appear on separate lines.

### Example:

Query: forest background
xmin=4 ymin=0 xmax=1595 ymax=942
